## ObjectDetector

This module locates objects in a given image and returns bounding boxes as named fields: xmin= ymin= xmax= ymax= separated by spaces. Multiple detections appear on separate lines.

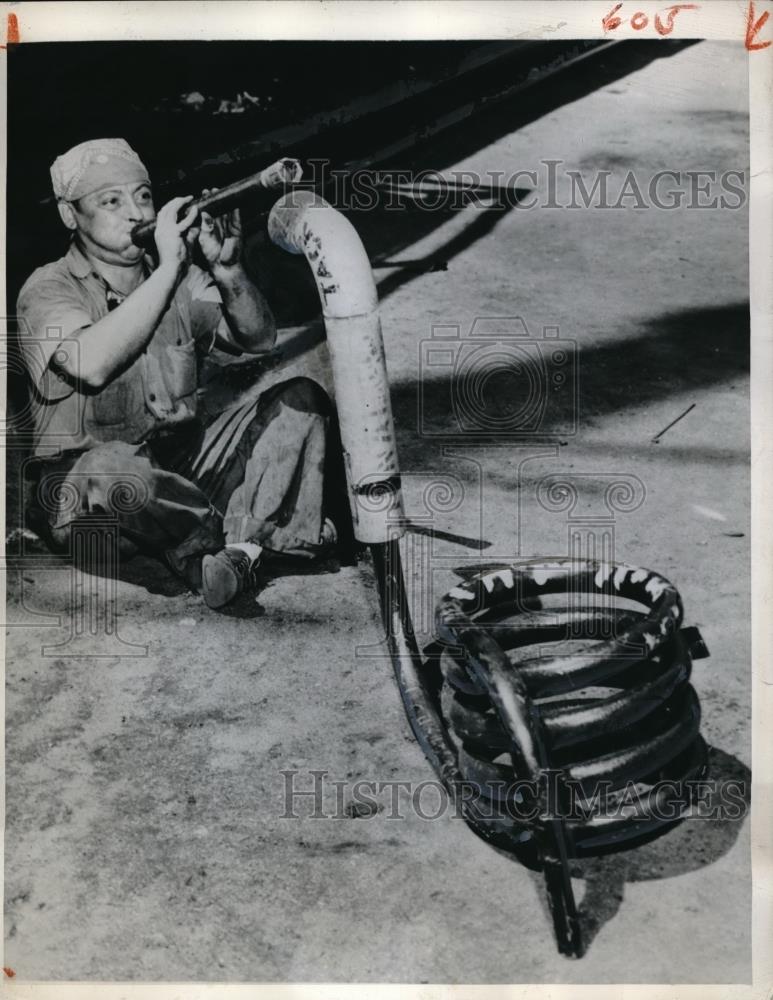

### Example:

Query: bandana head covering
xmin=50 ymin=138 xmax=150 ymax=202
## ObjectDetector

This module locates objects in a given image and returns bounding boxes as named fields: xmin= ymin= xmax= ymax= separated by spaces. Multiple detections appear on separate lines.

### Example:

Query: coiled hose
xmin=434 ymin=558 xmax=709 ymax=955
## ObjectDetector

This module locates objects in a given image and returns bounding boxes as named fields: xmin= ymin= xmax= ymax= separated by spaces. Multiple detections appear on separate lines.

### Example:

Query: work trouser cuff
xmin=223 ymin=513 xmax=271 ymax=547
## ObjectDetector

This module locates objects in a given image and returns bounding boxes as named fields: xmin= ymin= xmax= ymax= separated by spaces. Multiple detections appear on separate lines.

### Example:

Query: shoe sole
xmin=201 ymin=553 xmax=240 ymax=609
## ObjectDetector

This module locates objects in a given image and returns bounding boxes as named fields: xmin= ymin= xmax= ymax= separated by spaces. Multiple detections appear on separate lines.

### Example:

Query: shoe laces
xmin=226 ymin=547 xmax=262 ymax=588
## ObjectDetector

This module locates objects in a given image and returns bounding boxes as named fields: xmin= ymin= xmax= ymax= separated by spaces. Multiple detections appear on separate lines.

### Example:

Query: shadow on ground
xmin=390 ymin=301 xmax=750 ymax=450
xmin=516 ymin=745 xmax=750 ymax=956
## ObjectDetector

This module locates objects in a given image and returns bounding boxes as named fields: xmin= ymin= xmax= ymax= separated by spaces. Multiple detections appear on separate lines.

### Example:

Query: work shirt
xmin=17 ymin=240 xmax=225 ymax=456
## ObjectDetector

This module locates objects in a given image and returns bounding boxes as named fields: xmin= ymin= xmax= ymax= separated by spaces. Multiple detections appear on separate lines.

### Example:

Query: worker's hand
xmin=192 ymin=188 xmax=243 ymax=271
xmin=154 ymin=196 xmax=198 ymax=272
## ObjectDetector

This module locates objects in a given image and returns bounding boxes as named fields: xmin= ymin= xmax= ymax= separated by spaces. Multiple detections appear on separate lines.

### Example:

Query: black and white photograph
xmin=2 ymin=1 xmax=770 ymax=992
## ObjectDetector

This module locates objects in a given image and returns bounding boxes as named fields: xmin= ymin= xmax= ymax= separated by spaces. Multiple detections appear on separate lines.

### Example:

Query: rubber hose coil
xmin=434 ymin=559 xmax=710 ymax=869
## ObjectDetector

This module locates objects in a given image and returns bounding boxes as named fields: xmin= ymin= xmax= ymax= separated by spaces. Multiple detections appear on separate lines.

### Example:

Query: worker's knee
xmin=72 ymin=441 xmax=147 ymax=475
xmin=33 ymin=441 xmax=150 ymax=554
xmin=68 ymin=442 xmax=153 ymax=515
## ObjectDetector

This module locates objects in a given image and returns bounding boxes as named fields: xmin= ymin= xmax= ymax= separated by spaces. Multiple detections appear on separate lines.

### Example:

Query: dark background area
xmin=7 ymin=39 xmax=608 ymax=307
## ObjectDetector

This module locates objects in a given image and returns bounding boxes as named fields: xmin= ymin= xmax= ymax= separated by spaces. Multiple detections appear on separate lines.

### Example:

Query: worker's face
xmin=66 ymin=180 xmax=156 ymax=265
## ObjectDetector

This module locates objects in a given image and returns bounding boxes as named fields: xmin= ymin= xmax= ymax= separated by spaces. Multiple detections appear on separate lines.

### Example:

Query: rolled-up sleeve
xmin=17 ymin=275 xmax=94 ymax=401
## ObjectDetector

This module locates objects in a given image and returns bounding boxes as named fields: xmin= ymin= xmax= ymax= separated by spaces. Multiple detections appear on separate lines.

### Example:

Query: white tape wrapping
xmin=268 ymin=192 xmax=405 ymax=543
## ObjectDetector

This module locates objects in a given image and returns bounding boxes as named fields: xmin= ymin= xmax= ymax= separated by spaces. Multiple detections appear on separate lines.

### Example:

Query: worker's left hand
xmin=189 ymin=188 xmax=243 ymax=270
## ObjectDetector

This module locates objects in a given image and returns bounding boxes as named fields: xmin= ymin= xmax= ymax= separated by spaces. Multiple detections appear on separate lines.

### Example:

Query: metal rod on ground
xmin=652 ymin=403 xmax=696 ymax=443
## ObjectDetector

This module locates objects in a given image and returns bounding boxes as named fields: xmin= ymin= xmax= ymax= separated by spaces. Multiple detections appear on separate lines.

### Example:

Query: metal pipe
xmin=370 ymin=539 xmax=465 ymax=791
xmin=131 ymin=157 xmax=302 ymax=248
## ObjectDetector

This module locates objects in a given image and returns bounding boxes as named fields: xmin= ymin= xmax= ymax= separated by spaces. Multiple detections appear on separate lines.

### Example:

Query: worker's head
xmin=51 ymin=138 xmax=155 ymax=264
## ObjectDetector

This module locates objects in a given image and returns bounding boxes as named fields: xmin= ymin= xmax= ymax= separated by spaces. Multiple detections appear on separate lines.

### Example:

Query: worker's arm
xmin=52 ymin=196 xmax=199 ymax=390
xmin=193 ymin=193 xmax=276 ymax=355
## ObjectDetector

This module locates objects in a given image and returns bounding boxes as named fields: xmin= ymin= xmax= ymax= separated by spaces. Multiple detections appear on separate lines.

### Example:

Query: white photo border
xmin=1 ymin=3 xmax=770 ymax=998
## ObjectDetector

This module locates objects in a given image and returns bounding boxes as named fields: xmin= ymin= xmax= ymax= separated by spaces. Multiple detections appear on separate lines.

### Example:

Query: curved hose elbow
xmin=268 ymin=190 xmax=378 ymax=319
xmin=268 ymin=191 xmax=403 ymax=544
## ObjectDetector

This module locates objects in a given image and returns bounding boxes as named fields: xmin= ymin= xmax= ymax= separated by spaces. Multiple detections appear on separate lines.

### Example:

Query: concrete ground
xmin=4 ymin=41 xmax=750 ymax=983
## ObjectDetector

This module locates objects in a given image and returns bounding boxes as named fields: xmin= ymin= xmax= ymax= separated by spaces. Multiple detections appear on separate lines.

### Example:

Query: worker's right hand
xmin=153 ymin=196 xmax=199 ymax=271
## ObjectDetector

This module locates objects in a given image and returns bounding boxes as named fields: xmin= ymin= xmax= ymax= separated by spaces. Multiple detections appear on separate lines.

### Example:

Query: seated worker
xmin=17 ymin=138 xmax=338 ymax=609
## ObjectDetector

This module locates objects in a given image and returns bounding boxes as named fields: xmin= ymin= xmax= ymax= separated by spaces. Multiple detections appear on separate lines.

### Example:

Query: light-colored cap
xmin=50 ymin=138 xmax=150 ymax=202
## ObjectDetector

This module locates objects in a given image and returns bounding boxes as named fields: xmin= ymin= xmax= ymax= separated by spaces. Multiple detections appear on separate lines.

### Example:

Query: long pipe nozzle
xmin=130 ymin=157 xmax=303 ymax=248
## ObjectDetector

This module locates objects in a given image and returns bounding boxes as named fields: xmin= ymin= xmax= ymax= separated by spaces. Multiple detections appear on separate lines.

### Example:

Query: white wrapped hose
xmin=268 ymin=191 xmax=404 ymax=544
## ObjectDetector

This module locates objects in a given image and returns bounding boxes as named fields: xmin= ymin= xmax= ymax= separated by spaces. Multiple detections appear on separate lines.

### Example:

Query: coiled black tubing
xmin=434 ymin=559 xmax=709 ymax=869
xmin=372 ymin=543 xmax=709 ymax=957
